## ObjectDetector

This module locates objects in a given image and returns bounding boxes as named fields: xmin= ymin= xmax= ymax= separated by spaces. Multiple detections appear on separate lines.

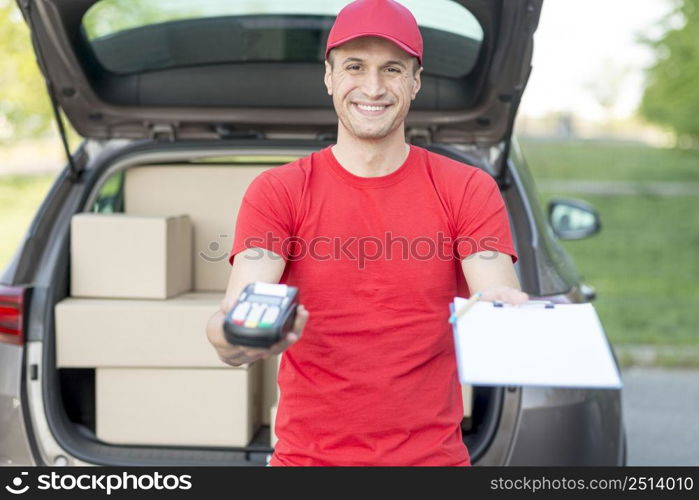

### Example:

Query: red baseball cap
xmin=325 ymin=0 xmax=423 ymax=66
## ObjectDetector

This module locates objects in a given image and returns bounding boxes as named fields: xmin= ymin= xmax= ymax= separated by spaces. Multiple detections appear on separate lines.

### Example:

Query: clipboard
xmin=450 ymin=298 xmax=623 ymax=389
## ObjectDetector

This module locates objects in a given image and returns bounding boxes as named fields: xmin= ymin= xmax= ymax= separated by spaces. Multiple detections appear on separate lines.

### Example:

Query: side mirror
xmin=547 ymin=198 xmax=601 ymax=240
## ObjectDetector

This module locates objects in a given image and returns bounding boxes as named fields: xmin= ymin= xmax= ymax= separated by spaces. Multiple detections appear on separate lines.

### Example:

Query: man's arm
xmin=206 ymin=247 xmax=309 ymax=366
xmin=461 ymin=251 xmax=529 ymax=304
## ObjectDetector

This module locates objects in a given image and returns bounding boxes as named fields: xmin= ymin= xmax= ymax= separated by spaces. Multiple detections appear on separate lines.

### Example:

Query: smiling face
xmin=324 ymin=36 xmax=422 ymax=142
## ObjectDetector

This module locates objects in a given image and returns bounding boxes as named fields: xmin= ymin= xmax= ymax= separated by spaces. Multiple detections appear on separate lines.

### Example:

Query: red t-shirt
xmin=229 ymin=144 xmax=517 ymax=466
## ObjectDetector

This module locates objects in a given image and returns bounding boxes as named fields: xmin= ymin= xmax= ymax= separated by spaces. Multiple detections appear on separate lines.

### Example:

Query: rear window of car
xmin=81 ymin=0 xmax=484 ymax=79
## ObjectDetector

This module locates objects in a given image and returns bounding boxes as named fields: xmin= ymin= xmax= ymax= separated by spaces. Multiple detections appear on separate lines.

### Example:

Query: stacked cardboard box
xmin=55 ymin=293 xmax=227 ymax=368
xmin=262 ymin=355 xmax=281 ymax=446
xmin=462 ymin=383 xmax=473 ymax=432
xmin=123 ymin=165 xmax=270 ymax=292
xmin=270 ymin=405 xmax=278 ymax=447
xmin=261 ymin=356 xmax=279 ymax=425
xmin=57 ymin=213 xmax=261 ymax=447
xmin=462 ymin=384 xmax=473 ymax=417
xmin=96 ymin=366 xmax=260 ymax=447
xmin=70 ymin=213 xmax=192 ymax=299
xmin=123 ymin=165 xmax=285 ymax=448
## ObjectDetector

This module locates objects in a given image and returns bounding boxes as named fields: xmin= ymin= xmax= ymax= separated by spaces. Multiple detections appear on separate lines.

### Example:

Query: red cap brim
xmin=326 ymin=32 xmax=422 ymax=66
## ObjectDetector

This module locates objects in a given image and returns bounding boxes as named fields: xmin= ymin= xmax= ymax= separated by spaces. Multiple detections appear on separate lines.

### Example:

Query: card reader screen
xmin=246 ymin=294 xmax=283 ymax=305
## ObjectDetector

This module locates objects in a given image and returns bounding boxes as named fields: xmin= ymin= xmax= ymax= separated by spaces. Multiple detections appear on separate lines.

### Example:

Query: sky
xmin=519 ymin=0 xmax=674 ymax=121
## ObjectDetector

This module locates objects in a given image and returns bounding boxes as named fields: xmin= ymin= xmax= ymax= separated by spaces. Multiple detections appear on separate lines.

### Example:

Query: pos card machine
xmin=223 ymin=282 xmax=299 ymax=348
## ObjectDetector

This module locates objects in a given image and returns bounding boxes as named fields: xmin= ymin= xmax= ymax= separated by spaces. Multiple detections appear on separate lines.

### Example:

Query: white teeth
xmin=356 ymin=104 xmax=386 ymax=111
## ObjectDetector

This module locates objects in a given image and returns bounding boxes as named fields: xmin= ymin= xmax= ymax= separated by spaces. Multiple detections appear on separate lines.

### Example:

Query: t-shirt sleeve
xmin=453 ymin=169 xmax=518 ymax=263
xmin=228 ymin=171 xmax=296 ymax=266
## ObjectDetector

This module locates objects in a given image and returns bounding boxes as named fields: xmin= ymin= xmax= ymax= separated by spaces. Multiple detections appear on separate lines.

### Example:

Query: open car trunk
xmin=20 ymin=0 xmax=540 ymax=465
xmin=19 ymin=0 xmax=541 ymax=145
xmin=42 ymin=140 xmax=510 ymax=466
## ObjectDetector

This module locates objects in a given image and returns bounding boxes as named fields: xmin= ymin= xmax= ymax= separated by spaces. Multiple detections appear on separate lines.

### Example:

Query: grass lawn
xmin=520 ymin=139 xmax=699 ymax=364
xmin=0 ymin=174 xmax=56 ymax=270
xmin=519 ymin=139 xmax=699 ymax=182
xmin=542 ymin=193 xmax=699 ymax=345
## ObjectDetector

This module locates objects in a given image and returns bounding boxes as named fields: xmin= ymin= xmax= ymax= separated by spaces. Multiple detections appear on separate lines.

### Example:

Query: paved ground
xmin=622 ymin=367 xmax=699 ymax=465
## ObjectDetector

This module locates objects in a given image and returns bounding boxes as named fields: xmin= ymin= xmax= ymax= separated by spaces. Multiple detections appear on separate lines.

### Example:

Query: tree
xmin=0 ymin=0 xmax=53 ymax=142
xmin=640 ymin=0 xmax=699 ymax=143
xmin=1 ymin=0 xmax=212 ymax=142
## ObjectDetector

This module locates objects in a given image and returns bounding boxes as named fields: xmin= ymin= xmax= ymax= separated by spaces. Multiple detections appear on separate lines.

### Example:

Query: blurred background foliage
xmin=0 ymin=0 xmax=53 ymax=142
xmin=640 ymin=0 xmax=699 ymax=143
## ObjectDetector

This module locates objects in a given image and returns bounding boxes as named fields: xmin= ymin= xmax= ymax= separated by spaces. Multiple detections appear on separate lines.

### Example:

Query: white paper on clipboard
xmin=450 ymin=298 xmax=622 ymax=389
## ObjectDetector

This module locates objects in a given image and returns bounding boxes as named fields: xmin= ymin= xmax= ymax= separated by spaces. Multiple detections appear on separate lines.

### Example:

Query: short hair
xmin=327 ymin=49 xmax=421 ymax=75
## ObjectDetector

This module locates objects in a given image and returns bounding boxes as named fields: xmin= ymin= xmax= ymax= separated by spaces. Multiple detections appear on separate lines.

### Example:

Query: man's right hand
xmin=207 ymin=298 xmax=309 ymax=366
xmin=205 ymin=247 xmax=308 ymax=367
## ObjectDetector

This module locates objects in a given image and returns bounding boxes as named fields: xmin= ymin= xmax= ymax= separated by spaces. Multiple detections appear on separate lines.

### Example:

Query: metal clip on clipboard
xmin=492 ymin=300 xmax=555 ymax=309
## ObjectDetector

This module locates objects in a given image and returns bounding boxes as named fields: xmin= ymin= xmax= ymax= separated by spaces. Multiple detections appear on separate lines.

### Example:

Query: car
xmin=0 ymin=0 xmax=625 ymax=466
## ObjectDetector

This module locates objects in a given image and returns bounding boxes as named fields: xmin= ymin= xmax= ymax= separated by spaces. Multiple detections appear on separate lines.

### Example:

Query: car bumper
xmin=508 ymin=386 xmax=624 ymax=465
xmin=0 ymin=343 xmax=36 ymax=465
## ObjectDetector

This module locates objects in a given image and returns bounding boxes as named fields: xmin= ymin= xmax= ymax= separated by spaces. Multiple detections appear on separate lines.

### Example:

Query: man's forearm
xmin=461 ymin=251 xmax=528 ymax=304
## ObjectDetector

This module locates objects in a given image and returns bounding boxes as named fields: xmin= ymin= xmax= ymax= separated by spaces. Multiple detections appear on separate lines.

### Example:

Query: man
xmin=206 ymin=0 xmax=528 ymax=466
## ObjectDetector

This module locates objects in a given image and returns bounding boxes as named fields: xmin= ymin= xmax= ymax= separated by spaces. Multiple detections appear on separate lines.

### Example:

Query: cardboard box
xmin=70 ymin=213 xmax=192 ymax=299
xmin=462 ymin=384 xmax=473 ymax=417
xmin=124 ymin=166 xmax=271 ymax=291
xmin=270 ymin=405 xmax=278 ymax=447
xmin=96 ymin=366 xmax=261 ymax=447
xmin=260 ymin=355 xmax=280 ymax=425
xmin=55 ymin=293 xmax=227 ymax=368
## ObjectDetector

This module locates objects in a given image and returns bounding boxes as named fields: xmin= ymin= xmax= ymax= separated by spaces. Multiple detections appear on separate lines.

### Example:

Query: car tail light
xmin=0 ymin=285 xmax=26 ymax=346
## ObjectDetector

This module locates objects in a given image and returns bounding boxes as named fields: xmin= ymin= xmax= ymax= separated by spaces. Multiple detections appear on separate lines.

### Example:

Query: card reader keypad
xmin=232 ymin=302 xmax=281 ymax=328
